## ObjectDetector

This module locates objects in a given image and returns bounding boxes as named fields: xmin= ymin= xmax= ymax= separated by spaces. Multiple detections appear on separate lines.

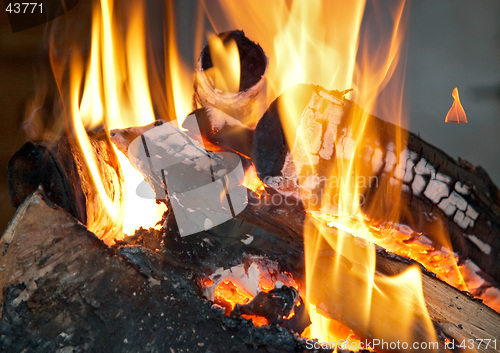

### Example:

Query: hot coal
xmin=231 ymin=285 xmax=302 ymax=327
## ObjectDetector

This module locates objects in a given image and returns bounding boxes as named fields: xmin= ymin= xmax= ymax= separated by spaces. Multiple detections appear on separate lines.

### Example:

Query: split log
xmin=0 ymin=191 xmax=321 ymax=353
xmin=252 ymin=84 xmax=500 ymax=285
xmin=194 ymin=30 xmax=268 ymax=124
xmin=235 ymin=190 xmax=500 ymax=353
xmin=7 ymin=131 xmax=124 ymax=244
xmin=111 ymin=119 xmax=248 ymax=237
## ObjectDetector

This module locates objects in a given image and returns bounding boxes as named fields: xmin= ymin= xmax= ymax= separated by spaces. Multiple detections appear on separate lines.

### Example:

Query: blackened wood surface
xmin=7 ymin=131 xmax=124 ymax=244
xmin=199 ymin=30 xmax=267 ymax=92
xmin=0 ymin=192 xmax=318 ymax=353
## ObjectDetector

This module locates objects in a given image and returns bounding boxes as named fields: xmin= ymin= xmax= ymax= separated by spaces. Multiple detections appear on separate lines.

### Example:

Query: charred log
xmin=235 ymin=194 xmax=500 ymax=352
xmin=252 ymin=84 xmax=500 ymax=284
xmin=8 ymin=141 xmax=83 ymax=222
xmin=182 ymin=107 xmax=255 ymax=159
xmin=0 ymin=192 xmax=323 ymax=353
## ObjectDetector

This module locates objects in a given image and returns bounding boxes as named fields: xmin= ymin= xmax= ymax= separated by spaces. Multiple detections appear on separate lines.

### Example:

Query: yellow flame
xmin=165 ymin=1 xmax=195 ymax=125
xmin=204 ymin=35 xmax=241 ymax=93
xmin=206 ymin=0 xmax=439 ymax=348
xmin=58 ymin=0 xmax=170 ymax=241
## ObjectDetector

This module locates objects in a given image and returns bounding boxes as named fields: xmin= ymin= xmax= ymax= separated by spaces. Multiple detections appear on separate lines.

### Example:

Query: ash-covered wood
xmin=194 ymin=30 xmax=268 ymax=123
xmin=253 ymin=84 xmax=500 ymax=284
xmin=0 ymin=191 xmax=328 ymax=353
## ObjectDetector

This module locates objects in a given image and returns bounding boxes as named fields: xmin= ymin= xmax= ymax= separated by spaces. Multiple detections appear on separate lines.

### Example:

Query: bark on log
xmin=0 ymin=191 xmax=320 ymax=353
xmin=7 ymin=131 xmax=124 ymax=244
xmin=252 ymin=84 xmax=500 ymax=285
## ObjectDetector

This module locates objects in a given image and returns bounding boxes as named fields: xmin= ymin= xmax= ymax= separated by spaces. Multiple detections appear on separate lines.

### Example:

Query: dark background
xmin=1 ymin=0 xmax=499 ymax=233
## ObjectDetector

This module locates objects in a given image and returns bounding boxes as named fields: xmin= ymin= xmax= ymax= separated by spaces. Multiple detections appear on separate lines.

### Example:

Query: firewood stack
xmin=2 ymin=31 xmax=500 ymax=353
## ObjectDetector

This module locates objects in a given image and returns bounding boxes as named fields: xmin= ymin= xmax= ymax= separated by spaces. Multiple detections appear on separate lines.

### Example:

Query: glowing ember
xmin=445 ymin=87 xmax=468 ymax=123
xmin=241 ymin=165 xmax=266 ymax=197
xmin=202 ymin=258 xmax=298 ymax=327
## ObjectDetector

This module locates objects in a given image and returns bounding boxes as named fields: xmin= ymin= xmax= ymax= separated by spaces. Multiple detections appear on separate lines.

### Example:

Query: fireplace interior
xmin=1 ymin=1 xmax=500 ymax=353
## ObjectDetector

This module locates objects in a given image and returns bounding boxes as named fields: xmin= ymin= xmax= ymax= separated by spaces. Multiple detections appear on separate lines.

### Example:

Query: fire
xmin=206 ymin=0 xmax=439 ymax=349
xmin=46 ymin=0 xmax=209 ymax=242
xmin=241 ymin=164 xmax=265 ymax=196
xmin=204 ymin=35 xmax=241 ymax=93
xmin=445 ymin=87 xmax=468 ymax=123
xmin=202 ymin=259 xmax=298 ymax=327
xmin=41 ymin=0 xmax=496 ymax=347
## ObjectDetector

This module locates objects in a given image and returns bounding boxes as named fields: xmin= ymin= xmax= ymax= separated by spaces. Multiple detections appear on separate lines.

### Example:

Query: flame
xmin=48 ymin=0 xmax=188 ymax=242
xmin=204 ymin=0 xmax=438 ymax=348
xmin=445 ymin=87 xmax=468 ymax=123
xmin=165 ymin=0 xmax=197 ymax=125
xmin=241 ymin=164 xmax=265 ymax=196
xmin=204 ymin=35 xmax=241 ymax=93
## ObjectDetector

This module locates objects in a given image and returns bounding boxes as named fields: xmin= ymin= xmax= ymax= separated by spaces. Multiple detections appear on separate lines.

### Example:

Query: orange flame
xmin=204 ymin=35 xmax=241 ymax=93
xmin=241 ymin=164 xmax=265 ymax=197
xmin=204 ymin=0 xmax=442 ymax=349
xmin=445 ymin=87 xmax=468 ymax=123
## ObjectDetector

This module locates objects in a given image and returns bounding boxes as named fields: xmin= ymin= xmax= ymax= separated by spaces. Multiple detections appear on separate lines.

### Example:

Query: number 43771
xmin=5 ymin=3 xmax=43 ymax=14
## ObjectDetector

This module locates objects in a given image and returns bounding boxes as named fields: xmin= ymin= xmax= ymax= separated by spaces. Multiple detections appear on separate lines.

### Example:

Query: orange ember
xmin=202 ymin=259 xmax=298 ymax=327
xmin=445 ymin=87 xmax=468 ymax=123
xmin=241 ymin=165 xmax=266 ymax=197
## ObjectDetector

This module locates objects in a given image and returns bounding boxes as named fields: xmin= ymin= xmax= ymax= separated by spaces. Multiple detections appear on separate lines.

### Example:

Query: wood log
xmin=0 ymin=191 xmax=321 ymax=353
xmin=194 ymin=30 xmax=268 ymax=124
xmin=7 ymin=131 xmax=124 ymax=244
xmin=2 ymin=188 xmax=498 ymax=352
xmin=252 ymin=84 xmax=500 ymax=285
xmin=182 ymin=107 xmax=255 ymax=159
xmin=235 ymin=190 xmax=500 ymax=353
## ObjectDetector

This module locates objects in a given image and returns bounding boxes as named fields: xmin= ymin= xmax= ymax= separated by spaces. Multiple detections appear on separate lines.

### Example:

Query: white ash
xmin=241 ymin=234 xmax=254 ymax=245
xmin=466 ymin=234 xmax=491 ymax=255
xmin=465 ymin=205 xmax=479 ymax=220
xmin=453 ymin=210 xmax=475 ymax=229
xmin=455 ymin=181 xmax=470 ymax=195
xmin=424 ymin=177 xmax=449 ymax=204
xmin=291 ymin=91 xmax=343 ymax=174
xmin=203 ymin=262 xmax=261 ymax=302
xmin=205 ymin=106 xmax=247 ymax=131
xmin=336 ymin=130 xmax=356 ymax=160
xmin=371 ymin=147 xmax=384 ymax=174
xmin=383 ymin=148 xmax=397 ymax=173
xmin=411 ymin=174 xmax=427 ymax=196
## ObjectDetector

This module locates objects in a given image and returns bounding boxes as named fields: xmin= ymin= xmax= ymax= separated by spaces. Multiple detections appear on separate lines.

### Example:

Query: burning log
xmin=194 ymin=30 xmax=268 ymax=124
xmin=111 ymin=119 xmax=248 ymax=237
xmin=182 ymin=107 xmax=255 ymax=159
xmin=0 ymin=191 xmax=318 ymax=353
xmin=252 ymin=84 xmax=500 ymax=285
xmin=234 ymin=193 xmax=500 ymax=352
xmin=7 ymin=131 xmax=124 ymax=244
